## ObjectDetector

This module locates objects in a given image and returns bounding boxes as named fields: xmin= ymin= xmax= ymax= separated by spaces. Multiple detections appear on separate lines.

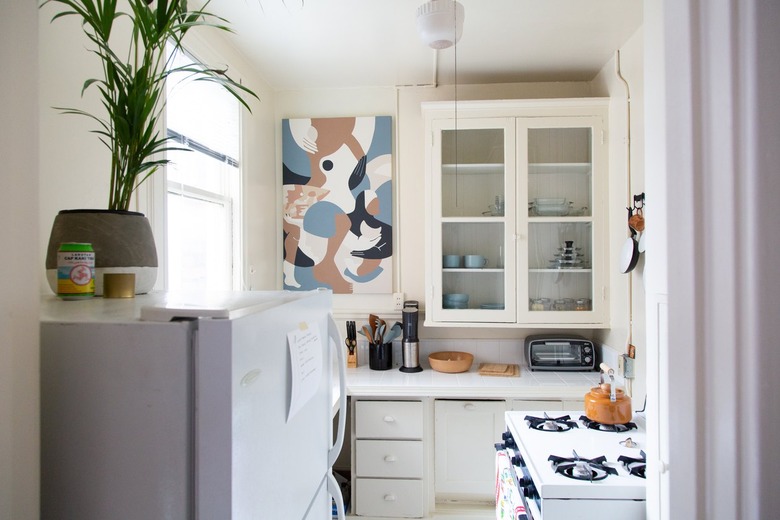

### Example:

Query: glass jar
xmin=530 ymin=298 xmax=545 ymax=311
xmin=575 ymin=298 xmax=591 ymax=311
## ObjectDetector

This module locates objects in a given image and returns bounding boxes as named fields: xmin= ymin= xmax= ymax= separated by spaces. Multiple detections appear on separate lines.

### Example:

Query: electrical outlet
xmin=624 ymin=356 xmax=635 ymax=379
xmin=618 ymin=354 xmax=636 ymax=379
xmin=393 ymin=292 xmax=404 ymax=311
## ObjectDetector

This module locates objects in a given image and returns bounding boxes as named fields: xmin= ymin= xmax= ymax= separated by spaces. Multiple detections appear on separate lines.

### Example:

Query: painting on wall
xmin=282 ymin=116 xmax=393 ymax=294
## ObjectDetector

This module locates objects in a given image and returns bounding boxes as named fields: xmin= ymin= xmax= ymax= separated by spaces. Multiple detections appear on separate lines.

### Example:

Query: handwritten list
xmin=287 ymin=323 xmax=323 ymax=422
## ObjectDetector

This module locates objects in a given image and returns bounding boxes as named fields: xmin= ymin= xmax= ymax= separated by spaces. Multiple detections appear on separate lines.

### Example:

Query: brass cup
xmin=103 ymin=273 xmax=136 ymax=298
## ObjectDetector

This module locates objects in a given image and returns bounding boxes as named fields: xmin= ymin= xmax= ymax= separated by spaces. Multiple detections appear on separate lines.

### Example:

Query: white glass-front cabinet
xmin=423 ymin=99 xmax=609 ymax=327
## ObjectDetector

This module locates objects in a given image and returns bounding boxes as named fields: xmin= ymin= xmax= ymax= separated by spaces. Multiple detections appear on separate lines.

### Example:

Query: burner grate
xmin=579 ymin=415 xmax=637 ymax=433
xmin=618 ymin=450 xmax=647 ymax=479
xmin=525 ymin=413 xmax=579 ymax=432
xmin=548 ymin=451 xmax=618 ymax=482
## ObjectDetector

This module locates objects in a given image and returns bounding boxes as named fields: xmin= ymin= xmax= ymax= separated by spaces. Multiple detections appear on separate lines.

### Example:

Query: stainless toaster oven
xmin=524 ymin=334 xmax=597 ymax=371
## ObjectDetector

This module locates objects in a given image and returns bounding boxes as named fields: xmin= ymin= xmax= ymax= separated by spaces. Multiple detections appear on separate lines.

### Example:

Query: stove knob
xmin=511 ymin=455 xmax=523 ymax=466
xmin=523 ymin=484 xmax=537 ymax=498
xmin=502 ymin=432 xmax=516 ymax=447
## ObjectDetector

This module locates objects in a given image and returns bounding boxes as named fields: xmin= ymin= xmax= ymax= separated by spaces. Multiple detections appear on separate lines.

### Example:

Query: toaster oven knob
xmin=584 ymin=356 xmax=592 ymax=364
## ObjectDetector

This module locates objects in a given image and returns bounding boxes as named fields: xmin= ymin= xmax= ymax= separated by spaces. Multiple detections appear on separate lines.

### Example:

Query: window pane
xmin=166 ymin=48 xmax=240 ymax=160
xmin=167 ymin=193 xmax=232 ymax=292
xmin=165 ymin=45 xmax=242 ymax=291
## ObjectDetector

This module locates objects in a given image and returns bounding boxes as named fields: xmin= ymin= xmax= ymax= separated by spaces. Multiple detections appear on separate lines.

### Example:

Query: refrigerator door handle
xmin=327 ymin=471 xmax=346 ymax=520
xmin=327 ymin=314 xmax=347 ymax=467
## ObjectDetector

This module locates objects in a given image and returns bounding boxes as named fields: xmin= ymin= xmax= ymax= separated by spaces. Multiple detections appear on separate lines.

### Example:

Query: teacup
xmin=463 ymin=255 xmax=487 ymax=268
xmin=442 ymin=254 xmax=461 ymax=268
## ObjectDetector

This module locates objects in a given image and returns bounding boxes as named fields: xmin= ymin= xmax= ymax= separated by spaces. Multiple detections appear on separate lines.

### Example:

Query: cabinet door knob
xmin=464 ymin=403 xmax=477 ymax=410
xmin=384 ymin=494 xmax=397 ymax=502
xmin=384 ymin=455 xmax=398 ymax=462
xmin=383 ymin=416 xmax=395 ymax=423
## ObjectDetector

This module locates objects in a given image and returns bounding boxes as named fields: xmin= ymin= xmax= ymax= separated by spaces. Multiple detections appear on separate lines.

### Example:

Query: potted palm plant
xmin=41 ymin=0 xmax=257 ymax=295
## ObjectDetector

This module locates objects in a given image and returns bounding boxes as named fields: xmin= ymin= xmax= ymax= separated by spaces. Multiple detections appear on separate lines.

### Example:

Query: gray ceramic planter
xmin=45 ymin=209 xmax=158 ymax=295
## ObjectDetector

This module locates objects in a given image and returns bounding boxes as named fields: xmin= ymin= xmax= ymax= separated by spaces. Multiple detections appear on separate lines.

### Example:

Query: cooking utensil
xmin=376 ymin=323 xmax=386 ymax=344
xmin=630 ymin=195 xmax=646 ymax=253
xmin=584 ymin=363 xmax=633 ymax=424
xmin=360 ymin=325 xmax=373 ymax=340
xmin=383 ymin=322 xmax=402 ymax=344
xmin=621 ymin=207 xmax=640 ymax=274
xmin=369 ymin=314 xmax=380 ymax=334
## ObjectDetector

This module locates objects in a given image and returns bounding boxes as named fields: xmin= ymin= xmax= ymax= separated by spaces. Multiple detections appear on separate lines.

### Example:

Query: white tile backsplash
xmin=358 ymin=337 xmax=614 ymax=379
xmin=598 ymin=343 xmax=624 ymax=385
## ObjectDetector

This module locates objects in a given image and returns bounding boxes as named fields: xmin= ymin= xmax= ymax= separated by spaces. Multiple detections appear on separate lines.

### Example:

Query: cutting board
xmin=478 ymin=363 xmax=519 ymax=377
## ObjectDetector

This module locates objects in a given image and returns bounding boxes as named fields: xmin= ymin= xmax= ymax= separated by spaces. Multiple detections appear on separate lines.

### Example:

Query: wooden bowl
xmin=428 ymin=351 xmax=474 ymax=373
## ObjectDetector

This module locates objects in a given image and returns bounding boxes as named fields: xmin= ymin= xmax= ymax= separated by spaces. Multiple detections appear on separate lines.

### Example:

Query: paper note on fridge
xmin=287 ymin=323 xmax=323 ymax=422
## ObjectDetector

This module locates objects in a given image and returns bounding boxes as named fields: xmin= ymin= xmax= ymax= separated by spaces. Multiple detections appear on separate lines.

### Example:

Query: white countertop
xmin=345 ymin=364 xmax=600 ymax=399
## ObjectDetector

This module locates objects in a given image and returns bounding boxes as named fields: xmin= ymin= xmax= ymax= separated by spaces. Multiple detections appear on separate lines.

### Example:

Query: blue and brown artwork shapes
xmin=282 ymin=116 xmax=393 ymax=294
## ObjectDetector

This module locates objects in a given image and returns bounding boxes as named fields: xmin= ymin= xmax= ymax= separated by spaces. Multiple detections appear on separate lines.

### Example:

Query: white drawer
xmin=355 ymin=401 xmax=423 ymax=439
xmin=355 ymin=478 xmax=424 ymax=518
xmin=355 ymin=440 xmax=423 ymax=478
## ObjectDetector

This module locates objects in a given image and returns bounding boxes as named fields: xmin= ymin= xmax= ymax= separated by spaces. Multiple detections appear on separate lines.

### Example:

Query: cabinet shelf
xmin=529 ymin=268 xmax=593 ymax=273
xmin=443 ymin=268 xmax=505 ymax=273
xmin=442 ymin=216 xmax=505 ymax=223
xmin=441 ymin=163 xmax=504 ymax=175
xmin=529 ymin=162 xmax=591 ymax=175
xmin=527 ymin=216 xmax=592 ymax=223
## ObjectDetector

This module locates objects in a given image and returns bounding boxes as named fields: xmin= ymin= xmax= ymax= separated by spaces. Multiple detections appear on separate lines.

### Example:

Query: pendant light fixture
xmin=416 ymin=0 xmax=465 ymax=49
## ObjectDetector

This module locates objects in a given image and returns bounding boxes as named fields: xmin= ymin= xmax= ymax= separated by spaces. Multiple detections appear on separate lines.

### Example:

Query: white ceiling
xmin=204 ymin=0 xmax=643 ymax=91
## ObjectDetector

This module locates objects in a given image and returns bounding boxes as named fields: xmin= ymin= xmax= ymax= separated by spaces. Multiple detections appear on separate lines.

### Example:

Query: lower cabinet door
xmin=434 ymin=399 xmax=506 ymax=501
xmin=355 ymin=478 xmax=424 ymax=518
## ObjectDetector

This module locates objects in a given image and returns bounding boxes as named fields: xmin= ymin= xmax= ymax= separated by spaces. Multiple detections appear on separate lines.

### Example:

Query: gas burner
xmin=548 ymin=450 xmax=618 ymax=482
xmin=618 ymin=450 xmax=647 ymax=479
xmin=620 ymin=437 xmax=639 ymax=448
xmin=579 ymin=415 xmax=637 ymax=433
xmin=525 ymin=413 xmax=579 ymax=432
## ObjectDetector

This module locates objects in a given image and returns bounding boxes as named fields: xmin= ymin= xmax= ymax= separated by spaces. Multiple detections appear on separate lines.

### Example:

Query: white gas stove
xmin=496 ymin=411 xmax=647 ymax=520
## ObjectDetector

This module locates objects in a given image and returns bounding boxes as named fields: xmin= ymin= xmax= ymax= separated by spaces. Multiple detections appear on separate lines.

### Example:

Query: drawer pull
xmin=383 ymin=416 xmax=396 ymax=423
xmin=384 ymin=494 xmax=397 ymax=502
xmin=464 ymin=403 xmax=477 ymax=410
xmin=384 ymin=455 xmax=398 ymax=462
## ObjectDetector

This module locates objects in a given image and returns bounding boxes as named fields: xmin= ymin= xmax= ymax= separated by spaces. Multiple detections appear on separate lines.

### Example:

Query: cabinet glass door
xmin=431 ymin=118 xmax=516 ymax=323
xmin=518 ymin=118 xmax=605 ymax=323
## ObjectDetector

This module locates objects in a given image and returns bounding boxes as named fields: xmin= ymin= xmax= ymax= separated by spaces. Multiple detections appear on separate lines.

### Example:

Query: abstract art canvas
xmin=282 ymin=116 xmax=393 ymax=294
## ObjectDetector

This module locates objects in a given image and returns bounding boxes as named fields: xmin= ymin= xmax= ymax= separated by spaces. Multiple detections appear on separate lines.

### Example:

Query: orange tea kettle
xmin=584 ymin=363 xmax=633 ymax=425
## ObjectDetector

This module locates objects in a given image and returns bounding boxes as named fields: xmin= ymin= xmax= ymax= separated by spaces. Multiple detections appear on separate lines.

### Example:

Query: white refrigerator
xmin=40 ymin=289 xmax=346 ymax=520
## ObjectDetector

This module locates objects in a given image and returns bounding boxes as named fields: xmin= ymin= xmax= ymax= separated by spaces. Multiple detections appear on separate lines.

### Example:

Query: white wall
xmin=38 ymin=7 xmax=110 ymax=280
xmin=590 ymin=27 xmax=646 ymax=402
xmin=659 ymin=1 xmax=780 ymax=518
xmin=35 ymin=5 xmax=645 ymax=348
xmin=273 ymin=81 xmax=602 ymax=336
xmin=1 ymin=2 xmax=40 ymax=519
xmin=37 ymin=5 xmax=277 ymax=294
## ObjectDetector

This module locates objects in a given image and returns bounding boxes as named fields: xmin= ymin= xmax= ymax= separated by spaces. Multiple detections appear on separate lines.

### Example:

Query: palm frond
xmin=40 ymin=0 xmax=258 ymax=211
